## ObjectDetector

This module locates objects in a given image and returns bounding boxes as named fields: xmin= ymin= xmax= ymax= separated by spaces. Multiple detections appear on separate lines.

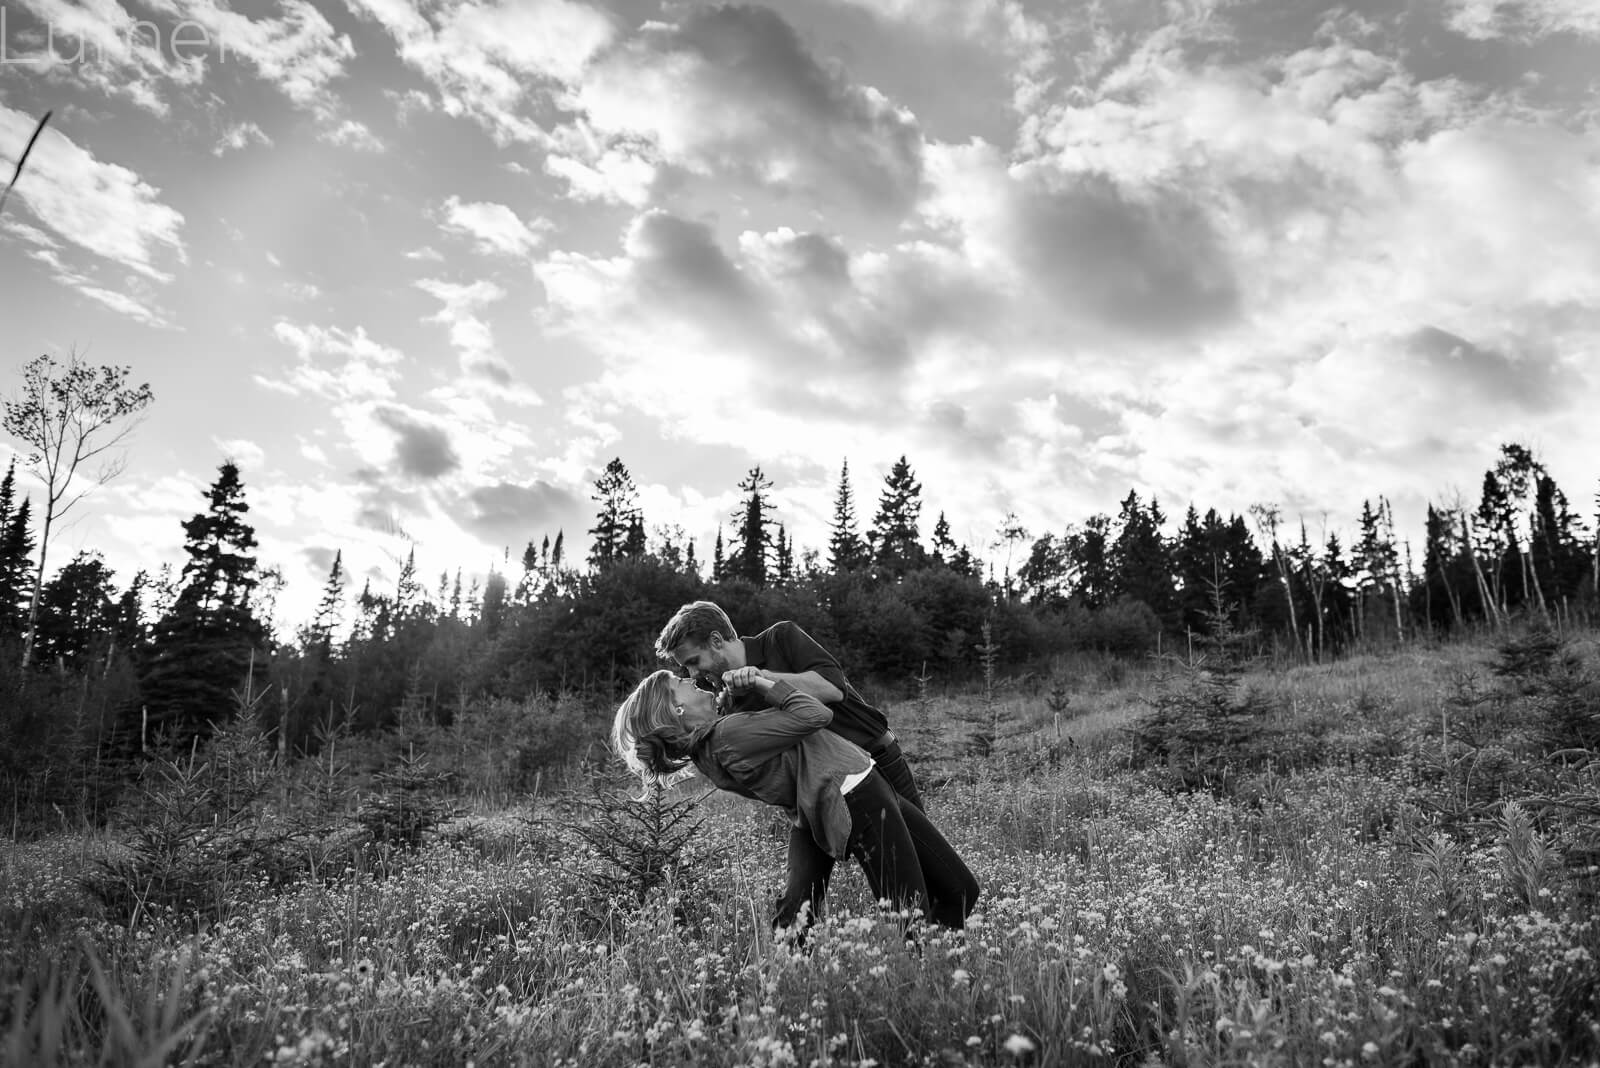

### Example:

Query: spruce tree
xmin=931 ymin=511 xmax=956 ymax=567
xmin=775 ymin=524 xmax=794 ymax=585
xmin=732 ymin=466 xmax=774 ymax=587
xmin=712 ymin=526 xmax=726 ymax=583
xmin=828 ymin=459 xmax=868 ymax=573
xmin=588 ymin=458 xmax=642 ymax=571
xmin=622 ymin=515 xmax=648 ymax=559
xmin=32 ymin=550 xmax=118 ymax=667
xmin=394 ymin=548 xmax=423 ymax=621
xmin=0 ymin=490 xmax=33 ymax=635
xmin=869 ymin=456 xmax=924 ymax=578
xmin=305 ymin=550 xmax=346 ymax=654
xmin=140 ymin=461 xmax=265 ymax=748
xmin=1112 ymin=490 xmax=1174 ymax=624
xmin=113 ymin=568 xmax=149 ymax=656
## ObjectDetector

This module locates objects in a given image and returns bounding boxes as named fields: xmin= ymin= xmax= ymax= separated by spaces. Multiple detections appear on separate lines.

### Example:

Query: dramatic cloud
xmin=6 ymin=0 xmax=1600 ymax=629
xmin=373 ymin=405 xmax=461 ymax=479
xmin=457 ymin=480 xmax=586 ymax=543
xmin=565 ymin=4 xmax=924 ymax=212
xmin=345 ymin=0 xmax=616 ymax=143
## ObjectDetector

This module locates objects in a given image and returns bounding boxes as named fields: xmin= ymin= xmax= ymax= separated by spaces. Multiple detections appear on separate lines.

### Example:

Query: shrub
xmin=88 ymin=712 xmax=303 ymax=925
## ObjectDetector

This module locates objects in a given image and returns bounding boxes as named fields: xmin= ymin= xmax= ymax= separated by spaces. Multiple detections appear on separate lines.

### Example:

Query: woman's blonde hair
xmin=611 ymin=668 xmax=698 ymax=786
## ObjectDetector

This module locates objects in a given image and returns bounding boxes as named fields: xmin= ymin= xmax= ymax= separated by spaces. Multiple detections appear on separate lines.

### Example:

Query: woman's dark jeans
xmin=774 ymin=769 xmax=979 ymax=936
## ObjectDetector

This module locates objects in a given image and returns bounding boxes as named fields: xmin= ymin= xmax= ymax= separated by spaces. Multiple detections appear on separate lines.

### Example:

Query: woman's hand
xmin=721 ymin=666 xmax=770 ymax=695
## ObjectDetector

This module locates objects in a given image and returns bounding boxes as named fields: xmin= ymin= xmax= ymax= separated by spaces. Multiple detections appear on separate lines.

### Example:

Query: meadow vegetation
xmin=3 ymin=624 xmax=1599 ymax=1067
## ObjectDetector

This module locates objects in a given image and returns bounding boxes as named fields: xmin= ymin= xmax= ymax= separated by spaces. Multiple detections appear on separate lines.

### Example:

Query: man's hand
xmin=721 ymin=666 xmax=770 ymax=695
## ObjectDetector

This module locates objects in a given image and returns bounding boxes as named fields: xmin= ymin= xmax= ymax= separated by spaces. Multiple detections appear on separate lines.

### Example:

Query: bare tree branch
xmin=0 ymin=110 xmax=51 ymax=220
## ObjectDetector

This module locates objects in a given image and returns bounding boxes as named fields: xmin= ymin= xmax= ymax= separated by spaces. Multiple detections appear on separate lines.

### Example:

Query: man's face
xmin=671 ymin=636 xmax=732 ymax=690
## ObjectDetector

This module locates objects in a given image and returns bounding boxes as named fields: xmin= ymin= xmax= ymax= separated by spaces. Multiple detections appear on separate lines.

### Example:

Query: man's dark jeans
xmin=774 ymin=762 xmax=978 ymax=936
xmin=869 ymin=733 xmax=924 ymax=813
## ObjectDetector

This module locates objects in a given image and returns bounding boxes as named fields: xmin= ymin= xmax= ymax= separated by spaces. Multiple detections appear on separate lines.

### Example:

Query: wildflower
xmin=1362 ymin=1042 xmax=1380 ymax=1060
xmin=966 ymin=1036 xmax=982 ymax=1048
xmin=1003 ymin=1033 xmax=1036 ymax=1056
xmin=952 ymin=969 xmax=971 ymax=986
xmin=353 ymin=959 xmax=375 ymax=982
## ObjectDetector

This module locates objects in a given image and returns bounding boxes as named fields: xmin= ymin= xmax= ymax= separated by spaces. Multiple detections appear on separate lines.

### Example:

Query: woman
xmin=612 ymin=666 xmax=979 ymax=935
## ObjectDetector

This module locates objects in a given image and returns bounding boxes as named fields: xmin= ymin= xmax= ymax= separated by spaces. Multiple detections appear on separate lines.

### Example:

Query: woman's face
xmin=668 ymin=675 xmax=717 ymax=725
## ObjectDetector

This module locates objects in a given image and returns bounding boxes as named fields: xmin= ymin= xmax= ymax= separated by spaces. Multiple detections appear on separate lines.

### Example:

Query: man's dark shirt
xmin=732 ymin=621 xmax=889 ymax=750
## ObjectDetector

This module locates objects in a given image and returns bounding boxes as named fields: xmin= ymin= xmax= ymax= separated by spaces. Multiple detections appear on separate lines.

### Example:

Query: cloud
xmin=321 ymin=119 xmax=385 ymax=152
xmin=2 ymin=0 xmax=355 ymax=113
xmin=1008 ymin=169 xmax=1240 ymax=338
xmin=345 ymin=0 xmax=616 ymax=144
xmin=414 ymin=277 xmax=541 ymax=399
xmin=457 ymin=480 xmax=586 ymax=543
xmin=151 ymin=0 xmax=356 ymax=110
xmin=0 ymin=105 xmax=185 ymax=281
xmin=439 ymin=196 xmax=549 ymax=257
xmin=261 ymin=322 xmax=404 ymax=401
xmin=213 ymin=436 xmax=266 ymax=469
xmin=566 ymin=4 xmax=924 ymax=213
xmin=542 ymin=143 xmax=657 ymax=206
xmin=373 ymin=405 xmax=461 ymax=479
xmin=1442 ymin=0 xmax=1600 ymax=40
xmin=214 ymin=121 xmax=273 ymax=155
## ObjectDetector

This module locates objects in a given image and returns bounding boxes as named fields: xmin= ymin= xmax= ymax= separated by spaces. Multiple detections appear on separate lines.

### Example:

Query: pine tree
xmin=685 ymin=538 xmax=698 ymax=577
xmin=622 ymin=515 xmax=648 ymax=559
xmin=32 ymin=550 xmax=118 ymax=666
xmin=0 ymin=491 xmax=34 ymax=635
xmin=869 ymin=456 xmax=924 ymax=578
xmin=1112 ymin=490 xmax=1174 ymax=624
xmin=732 ymin=466 xmax=774 ymax=587
xmin=712 ymin=526 xmax=726 ymax=583
xmin=113 ymin=568 xmax=149 ymax=655
xmin=172 ymin=462 xmax=259 ymax=618
xmin=0 ymin=460 xmax=13 ymax=543
xmin=141 ymin=461 xmax=266 ymax=748
xmin=931 ymin=511 xmax=956 ymax=567
xmin=775 ymin=524 xmax=794 ymax=585
xmin=306 ymin=550 xmax=346 ymax=653
xmin=394 ymin=548 xmax=422 ymax=620
xmin=1065 ymin=514 xmax=1115 ymax=609
xmin=588 ymin=458 xmax=642 ymax=571
xmin=479 ymin=570 xmax=507 ymax=637
xmin=828 ymin=460 xmax=868 ymax=573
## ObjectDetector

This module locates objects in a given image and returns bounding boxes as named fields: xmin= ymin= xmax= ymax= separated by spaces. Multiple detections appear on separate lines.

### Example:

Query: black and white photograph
xmin=2 ymin=0 xmax=1598 ymax=1064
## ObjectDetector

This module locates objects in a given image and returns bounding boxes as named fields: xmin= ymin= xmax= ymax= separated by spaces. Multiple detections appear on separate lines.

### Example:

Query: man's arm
xmin=755 ymin=668 xmax=842 ymax=704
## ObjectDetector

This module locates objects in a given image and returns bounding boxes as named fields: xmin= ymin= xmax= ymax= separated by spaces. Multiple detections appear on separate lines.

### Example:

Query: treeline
xmin=2 ymin=409 xmax=1597 ymax=825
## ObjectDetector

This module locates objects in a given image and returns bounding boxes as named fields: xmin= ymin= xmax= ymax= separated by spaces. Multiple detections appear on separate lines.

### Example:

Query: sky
xmin=1 ymin=0 xmax=1598 ymax=634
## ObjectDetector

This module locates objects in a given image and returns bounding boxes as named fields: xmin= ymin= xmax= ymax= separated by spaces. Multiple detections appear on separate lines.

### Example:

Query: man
xmin=655 ymin=600 xmax=926 ymax=933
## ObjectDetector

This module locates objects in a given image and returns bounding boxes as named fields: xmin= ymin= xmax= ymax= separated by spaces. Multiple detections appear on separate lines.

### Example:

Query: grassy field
xmin=3 ymin=631 xmax=1599 ymax=1066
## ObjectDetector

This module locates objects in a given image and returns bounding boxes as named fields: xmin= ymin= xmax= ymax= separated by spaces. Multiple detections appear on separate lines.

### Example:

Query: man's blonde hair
xmin=655 ymin=600 xmax=737 ymax=662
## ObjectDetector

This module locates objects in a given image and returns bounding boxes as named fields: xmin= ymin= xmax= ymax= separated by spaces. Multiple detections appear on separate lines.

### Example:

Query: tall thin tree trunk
xmin=1463 ymin=514 xmax=1500 ymax=629
xmin=1273 ymin=545 xmax=1301 ymax=660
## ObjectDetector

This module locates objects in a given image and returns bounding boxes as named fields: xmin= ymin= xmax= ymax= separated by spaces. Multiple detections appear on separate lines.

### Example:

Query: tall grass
xmin=3 ymin=631 xmax=1598 ymax=1065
